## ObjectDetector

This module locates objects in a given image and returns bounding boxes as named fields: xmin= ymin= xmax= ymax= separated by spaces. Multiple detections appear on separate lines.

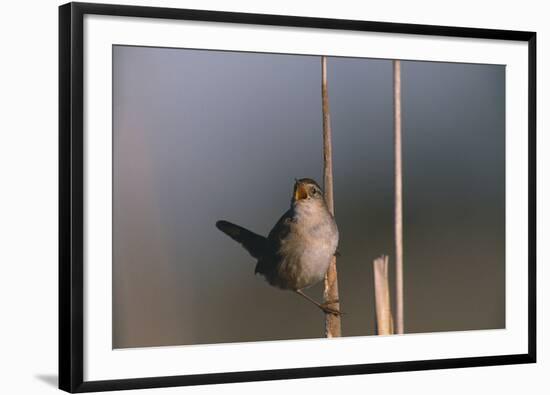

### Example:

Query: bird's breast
xmin=276 ymin=213 xmax=338 ymax=290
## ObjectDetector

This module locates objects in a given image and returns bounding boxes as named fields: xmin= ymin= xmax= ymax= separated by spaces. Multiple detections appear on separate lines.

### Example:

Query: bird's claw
xmin=320 ymin=300 xmax=342 ymax=316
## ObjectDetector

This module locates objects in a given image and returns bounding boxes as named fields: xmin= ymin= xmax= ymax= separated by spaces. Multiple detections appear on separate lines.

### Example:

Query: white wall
xmin=0 ymin=0 xmax=546 ymax=394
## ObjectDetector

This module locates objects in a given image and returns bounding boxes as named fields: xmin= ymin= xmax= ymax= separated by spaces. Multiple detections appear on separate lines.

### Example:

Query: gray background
xmin=113 ymin=45 xmax=505 ymax=348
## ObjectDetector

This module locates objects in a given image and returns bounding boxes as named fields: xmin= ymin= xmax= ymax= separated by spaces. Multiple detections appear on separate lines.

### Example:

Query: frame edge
xmin=527 ymin=32 xmax=537 ymax=363
xmin=59 ymin=2 xmax=86 ymax=393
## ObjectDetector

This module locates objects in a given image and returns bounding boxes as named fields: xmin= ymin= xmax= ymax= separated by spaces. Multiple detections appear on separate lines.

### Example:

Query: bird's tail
xmin=215 ymin=220 xmax=268 ymax=259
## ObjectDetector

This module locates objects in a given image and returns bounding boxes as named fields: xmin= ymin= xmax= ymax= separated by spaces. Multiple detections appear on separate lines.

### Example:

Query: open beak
xmin=294 ymin=182 xmax=308 ymax=201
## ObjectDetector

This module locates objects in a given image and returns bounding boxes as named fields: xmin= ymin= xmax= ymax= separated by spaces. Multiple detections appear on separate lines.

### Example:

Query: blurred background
xmin=113 ymin=45 xmax=505 ymax=348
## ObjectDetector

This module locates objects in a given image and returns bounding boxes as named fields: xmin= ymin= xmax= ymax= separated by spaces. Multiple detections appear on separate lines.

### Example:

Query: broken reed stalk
xmin=393 ymin=60 xmax=404 ymax=335
xmin=373 ymin=255 xmax=394 ymax=335
xmin=321 ymin=55 xmax=341 ymax=338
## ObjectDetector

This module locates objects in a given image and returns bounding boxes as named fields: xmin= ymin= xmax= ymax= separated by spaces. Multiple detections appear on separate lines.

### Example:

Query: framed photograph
xmin=59 ymin=2 xmax=536 ymax=392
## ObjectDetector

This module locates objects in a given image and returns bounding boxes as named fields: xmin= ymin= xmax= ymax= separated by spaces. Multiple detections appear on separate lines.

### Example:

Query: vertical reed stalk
xmin=394 ymin=60 xmax=404 ymax=335
xmin=321 ymin=55 xmax=341 ymax=337
xmin=373 ymin=255 xmax=394 ymax=335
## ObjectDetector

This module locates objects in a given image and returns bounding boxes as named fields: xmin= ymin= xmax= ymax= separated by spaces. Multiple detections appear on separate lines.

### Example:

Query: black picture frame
xmin=59 ymin=2 xmax=537 ymax=392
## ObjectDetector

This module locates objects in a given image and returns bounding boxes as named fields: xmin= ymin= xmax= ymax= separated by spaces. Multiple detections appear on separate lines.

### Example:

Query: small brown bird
xmin=216 ymin=178 xmax=340 ymax=315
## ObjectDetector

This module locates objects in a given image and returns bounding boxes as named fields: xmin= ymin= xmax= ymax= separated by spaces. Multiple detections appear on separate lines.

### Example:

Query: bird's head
xmin=292 ymin=178 xmax=324 ymax=204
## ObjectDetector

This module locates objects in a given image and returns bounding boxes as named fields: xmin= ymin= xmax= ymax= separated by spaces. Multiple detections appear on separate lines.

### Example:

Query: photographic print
xmin=59 ymin=3 xmax=535 ymax=391
xmin=112 ymin=45 xmax=505 ymax=348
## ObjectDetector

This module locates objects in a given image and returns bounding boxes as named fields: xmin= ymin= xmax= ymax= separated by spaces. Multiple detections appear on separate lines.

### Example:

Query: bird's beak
xmin=294 ymin=182 xmax=308 ymax=201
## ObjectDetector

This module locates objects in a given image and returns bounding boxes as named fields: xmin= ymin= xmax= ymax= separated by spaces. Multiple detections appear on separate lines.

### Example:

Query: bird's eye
xmin=310 ymin=187 xmax=317 ymax=196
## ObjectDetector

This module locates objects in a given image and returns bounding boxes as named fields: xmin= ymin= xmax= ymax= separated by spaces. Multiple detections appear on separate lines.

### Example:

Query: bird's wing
xmin=267 ymin=209 xmax=294 ymax=244
xmin=215 ymin=220 xmax=268 ymax=259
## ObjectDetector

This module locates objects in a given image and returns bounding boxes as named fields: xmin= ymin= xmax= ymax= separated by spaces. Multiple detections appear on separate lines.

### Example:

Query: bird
xmin=216 ymin=178 xmax=340 ymax=315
